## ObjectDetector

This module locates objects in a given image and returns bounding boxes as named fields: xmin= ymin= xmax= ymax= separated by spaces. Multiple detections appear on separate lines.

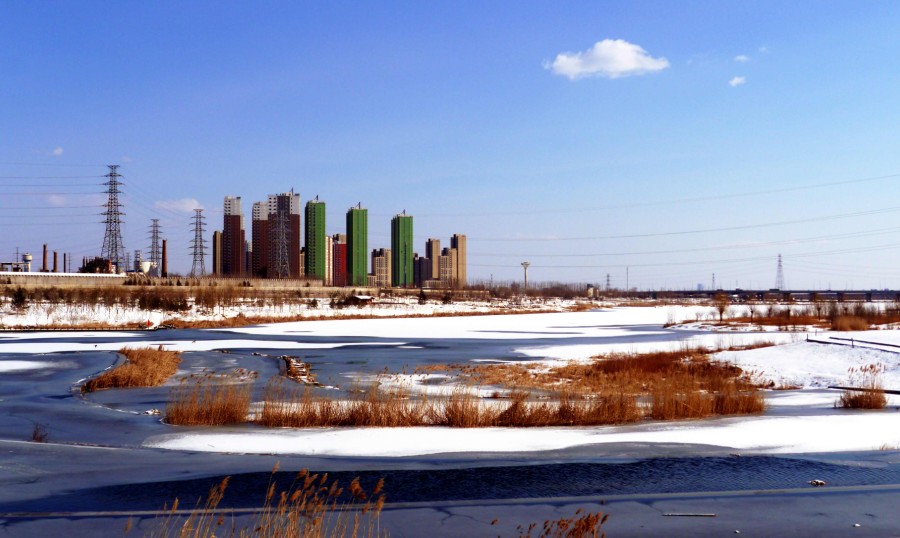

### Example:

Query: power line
xmin=469 ymin=242 xmax=900 ymax=269
xmin=422 ymin=172 xmax=900 ymax=217
xmin=471 ymin=205 xmax=900 ymax=242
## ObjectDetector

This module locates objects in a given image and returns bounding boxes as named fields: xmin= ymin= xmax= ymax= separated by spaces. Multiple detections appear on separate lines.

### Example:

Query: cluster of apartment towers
xmin=212 ymin=194 xmax=467 ymax=289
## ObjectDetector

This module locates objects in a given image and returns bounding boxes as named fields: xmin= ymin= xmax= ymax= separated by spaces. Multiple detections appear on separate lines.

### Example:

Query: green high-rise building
xmin=346 ymin=204 xmax=368 ymax=286
xmin=304 ymin=197 xmax=326 ymax=280
xmin=391 ymin=210 xmax=414 ymax=287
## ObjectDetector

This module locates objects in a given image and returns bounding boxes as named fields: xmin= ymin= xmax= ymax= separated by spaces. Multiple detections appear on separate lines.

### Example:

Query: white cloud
xmin=155 ymin=198 xmax=203 ymax=213
xmin=545 ymin=39 xmax=669 ymax=80
xmin=734 ymin=55 xmax=750 ymax=63
xmin=51 ymin=147 xmax=63 ymax=157
xmin=121 ymin=155 xmax=133 ymax=163
xmin=758 ymin=45 xmax=769 ymax=54
xmin=729 ymin=76 xmax=746 ymax=87
xmin=47 ymin=194 xmax=68 ymax=207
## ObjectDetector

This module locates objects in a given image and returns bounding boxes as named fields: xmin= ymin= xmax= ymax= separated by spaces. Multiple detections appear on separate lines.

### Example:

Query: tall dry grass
xmin=257 ymin=380 xmax=641 ymax=428
xmin=838 ymin=364 xmax=887 ymax=409
xmin=82 ymin=346 xmax=181 ymax=393
xmin=831 ymin=315 xmax=870 ymax=331
xmin=166 ymin=374 xmax=253 ymax=426
xmin=145 ymin=465 xmax=387 ymax=538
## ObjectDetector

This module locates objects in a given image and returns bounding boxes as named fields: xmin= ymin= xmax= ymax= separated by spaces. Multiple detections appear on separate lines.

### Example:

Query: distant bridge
xmin=608 ymin=289 xmax=900 ymax=303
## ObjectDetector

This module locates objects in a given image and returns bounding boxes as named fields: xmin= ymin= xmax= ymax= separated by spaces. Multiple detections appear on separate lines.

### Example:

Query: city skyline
xmin=3 ymin=3 xmax=900 ymax=288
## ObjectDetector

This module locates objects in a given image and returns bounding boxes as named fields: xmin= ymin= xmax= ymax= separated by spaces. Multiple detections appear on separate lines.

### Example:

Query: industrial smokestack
xmin=162 ymin=239 xmax=168 ymax=277
xmin=63 ymin=253 xmax=67 ymax=274
xmin=42 ymin=244 xmax=48 ymax=272
xmin=53 ymin=251 xmax=58 ymax=273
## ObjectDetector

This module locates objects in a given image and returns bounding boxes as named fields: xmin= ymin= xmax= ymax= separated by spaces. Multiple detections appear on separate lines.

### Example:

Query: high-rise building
xmin=251 ymin=201 xmax=269 ymax=278
xmin=305 ymin=197 xmax=327 ymax=280
xmin=450 ymin=233 xmax=467 ymax=288
xmin=391 ymin=211 xmax=414 ymax=287
xmin=332 ymin=234 xmax=347 ymax=287
xmin=223 ymin=196 xmax=245 ymax=276
xmin=425 ymin=238 xmax=441 ymax=280
xmin=371 ymin=248 xmax=391 ymax=288
xmin=267 ymin=192 xmax=301 ymax=278
xmin=413 ymin=253 xmax=426 ymax=287
xmin=346 ymin=204 xmax=368 ymax=286
xmin=323 ymin=235 xmax=333 ymax=286
xmin=439 ymin=247 xmax=453 ymax=285
xmin=211 ymin=230 xmax=223 ymax=275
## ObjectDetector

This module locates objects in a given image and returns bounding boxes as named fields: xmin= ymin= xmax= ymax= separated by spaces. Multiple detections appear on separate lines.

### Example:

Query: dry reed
xmin=838 ymin=364 xmax=887 ymax=409
xmin=82 ymin=346 xmax=181 ymax=393
xmin=145 ymin=465 xmax=386 ymax=538
xmin=166 ymin=374 xmax=254 ymax=426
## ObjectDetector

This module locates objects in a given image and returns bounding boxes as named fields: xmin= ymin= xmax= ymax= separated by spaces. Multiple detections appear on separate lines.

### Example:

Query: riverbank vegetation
xmin=165 ymin=346 xmax=768 ymax=427
xmin=82 ymin=346 xmax=181 ymax=392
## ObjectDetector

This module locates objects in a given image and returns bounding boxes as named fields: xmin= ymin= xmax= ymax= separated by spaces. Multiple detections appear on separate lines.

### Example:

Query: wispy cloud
xmin=47 ymin=193 xmax=105 ymax=207
xmin=155 ymin=198 xmax=203 ymax=213
xmin=758 ymin=45 xmax=769 ymax=54
xmin=545 ymin=39 xmax=669 ymax=80
xmin=50 ymin=147 xmax=63 ymax=157
xmin=729 ymin=76 xmax=746 ymax=87
xmin=734 ymin=54 xmax=750 ymax=63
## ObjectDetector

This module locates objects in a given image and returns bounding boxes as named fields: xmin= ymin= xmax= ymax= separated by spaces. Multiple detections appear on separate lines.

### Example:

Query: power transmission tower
xmin=775 ymin=254 xmax=785 ymax=290
xmin=100 ymin=164 xmax=126 ymax=270
xmin=272 ymin=207 xmax=290 ymax=278
xmin=606 ymin=273 xmax=611 ymax=291
xmin=712 ymin=273 xmax=716 ymax=290
xmin=190 ymin=209 xmax=207 ymax=277
xmin=148 ymin=219 xmax=162 ymax=276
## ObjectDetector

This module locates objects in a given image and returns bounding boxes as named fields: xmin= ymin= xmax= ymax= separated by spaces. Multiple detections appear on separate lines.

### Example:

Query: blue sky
xmin=3 ymin=1 xmax=900 ymax=288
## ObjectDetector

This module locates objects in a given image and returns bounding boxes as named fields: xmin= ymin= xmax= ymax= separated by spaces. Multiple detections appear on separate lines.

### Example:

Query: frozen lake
xmin=1 ymin=308 xmax=898 ymax=536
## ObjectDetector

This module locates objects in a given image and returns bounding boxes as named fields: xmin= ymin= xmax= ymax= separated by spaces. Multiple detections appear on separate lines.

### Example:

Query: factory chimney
xmin=53 ymin=251 xmax=58 ymax=273
xmin=42 ymin=244 xmax=48 ymax=272
xmin=161 ymin=239 xmax=168 ymax=277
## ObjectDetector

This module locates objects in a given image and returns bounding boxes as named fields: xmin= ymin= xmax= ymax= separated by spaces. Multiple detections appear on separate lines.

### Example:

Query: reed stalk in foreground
xmin=143 ymin=466 xmax=387 ymax=538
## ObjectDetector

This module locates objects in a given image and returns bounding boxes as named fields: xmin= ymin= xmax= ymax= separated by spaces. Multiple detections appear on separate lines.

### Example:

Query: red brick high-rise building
xmin=222 ymin=196 xmax=245 ymax=276
xmin=251 ymin=201 xmax=269 ymax=278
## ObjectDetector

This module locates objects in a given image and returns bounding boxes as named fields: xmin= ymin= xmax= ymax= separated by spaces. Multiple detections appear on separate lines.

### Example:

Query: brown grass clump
xmin=82 ymin=346 xmax=181 ymax=393
xmin=831 ymin=315 xmax=870 ymax=331
xmin=166 ymin=373 xmax=253 ymax=426
xmin=838 ymin=364 xmax=887 ymax=409
xmin=146 ymin=466 xmax=387 ymax=538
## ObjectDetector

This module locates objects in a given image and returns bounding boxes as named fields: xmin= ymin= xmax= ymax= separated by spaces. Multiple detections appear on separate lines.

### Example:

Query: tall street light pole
xmin=521 ymin=261 xmax=530 ymax=296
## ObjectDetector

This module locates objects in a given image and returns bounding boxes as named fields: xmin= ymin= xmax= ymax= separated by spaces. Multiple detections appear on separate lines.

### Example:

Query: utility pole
xmin=190 ymin=209 xmax=207 ymax=277
xmin=100 ymin=164 xmax=126 ymax=271
xmin=775 ymin=254 xmax=785 ymax=290
xmin=521 ymin=262 xmax=531 ymax=296
xmin=626 ymin=266 xmax=629 ymax=291
xmin=149 ymin=219 xmax=162 ymax=277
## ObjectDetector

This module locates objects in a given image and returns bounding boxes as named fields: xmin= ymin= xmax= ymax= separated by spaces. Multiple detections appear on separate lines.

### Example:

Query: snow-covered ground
xmin=0 ymin=296 xmax=578 ymax=328
xmin=144 ymin=411 xmax=900 ymax=457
